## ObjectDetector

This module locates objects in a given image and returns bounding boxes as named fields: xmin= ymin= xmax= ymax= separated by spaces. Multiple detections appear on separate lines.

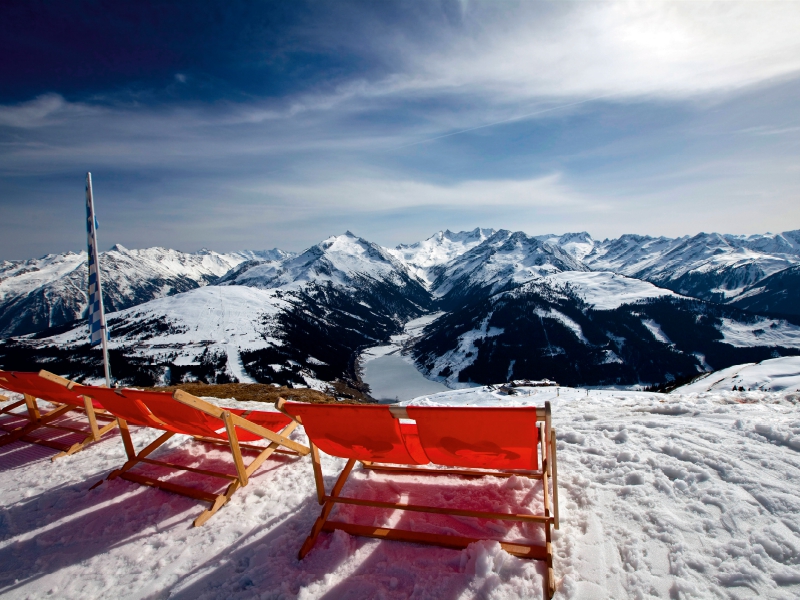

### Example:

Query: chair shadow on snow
xmin=0 ymin=411 xmax=124 ymax=472
xmin=0 ymin=437 xmax=549 ymax=599
xmin=154 ymin=466 xmax=378 ymax=600
xmin=0 ymin=438 xmax=64 ymax=470
xmin=0 ymin=440 xmax=296 ymax=595
xmin=156 ymin=468 xmax=548 ymax=600
xmin=315 ymin=473 xmax=550 ymax=600
xmin=0 ymin=479 xmax=189 ymax=593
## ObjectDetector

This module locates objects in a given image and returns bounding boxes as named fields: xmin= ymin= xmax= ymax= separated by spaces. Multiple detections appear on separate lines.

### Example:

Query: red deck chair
xmin=278 ymin=399 xmax=560 ymax=598
xmin=0 ymin=370 xmax=117 ymax=459
xmin=67 ymin=384 xmax=310 ymax=526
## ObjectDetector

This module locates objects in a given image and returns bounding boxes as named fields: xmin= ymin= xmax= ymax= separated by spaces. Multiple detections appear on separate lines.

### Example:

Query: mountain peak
xmin=228 ymin=231 xmax=408 ymax=289
xmin=431 ymin=229 xmax=588 ymax=300
xmin=389 ymin=228 xmax=498 ymax=286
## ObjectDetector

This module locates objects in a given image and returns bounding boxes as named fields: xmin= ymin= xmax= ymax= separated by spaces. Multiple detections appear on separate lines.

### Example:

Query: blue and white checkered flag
xmin=86 ymin=173 xmax=109 ymax=347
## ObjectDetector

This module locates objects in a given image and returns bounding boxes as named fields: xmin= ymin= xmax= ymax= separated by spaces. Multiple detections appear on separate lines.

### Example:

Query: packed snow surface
xmin=2 ymin=380 xmax=800 ymax=598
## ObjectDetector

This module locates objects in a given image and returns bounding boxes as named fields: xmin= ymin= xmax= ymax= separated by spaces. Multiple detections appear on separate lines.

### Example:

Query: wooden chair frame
xmin=279 ymin=400 xmax=560 ymax=598
xmin=0 ymin=371 xmax=118 ymax=460
xmin=85 ymin=389 xmax=310 ymax=526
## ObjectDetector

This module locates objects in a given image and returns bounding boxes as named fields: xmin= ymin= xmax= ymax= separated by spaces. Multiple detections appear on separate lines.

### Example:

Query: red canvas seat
xmin=138 ymin=393 xmax=292 ymax=442
xmin=0 ymin=370 xmax=117 ymax=458
xmin=70 ymin=386 xmax=177 ymax=430
xmin=0 ymin=370 xmax=99 ymax=408
xmin=406 ymin=406 xmax=539 ymax=470
xmin=283 ymin=403 xmax=428 ymax=464
xmin=67 ymin=383 xmax=309 ymax=526
xmin=279 ymin=399 xmax=559 ymax=599
xmin=72 ymin=386 xmax=295 ymax=441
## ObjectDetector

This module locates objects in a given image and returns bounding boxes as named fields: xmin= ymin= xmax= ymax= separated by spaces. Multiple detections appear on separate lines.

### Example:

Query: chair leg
xmin=299 ymin=458 xmax=356 ymax=559
xmin=118 ymin=418 xmax=137 ymax=460
xmin=0 ymin=398 xmax=26 ymax=416
xmin=311 ymin=444 xmax=325 ymax=504
xmin=91 ymin=430 xmax=175 ymax=490
xmin=193 ymin=422 xmax=298 ymax=526
xmin=542 ymin=455 xmax=555 ymax=599
xmin=0 ymin=403 xmax=73 ymax=448
xmin=222 ymin=411 xmax=248 ymax=487
xmin=113 ymin=430 xmax=176 ymax=478
xmin=244 ymin=427 xmax=293 ymax=478
xmin=551 ymin=428 xmax=559 ymax=530
xmin=193 ymin=479 xmax=243 ymax=527
xmin=24 ymin=394 xmax=41 ymax=420
xmin=51 ymin=418 xmax=119 ymax=461
xmin=83 ymin=395 xmax=101 ymax=440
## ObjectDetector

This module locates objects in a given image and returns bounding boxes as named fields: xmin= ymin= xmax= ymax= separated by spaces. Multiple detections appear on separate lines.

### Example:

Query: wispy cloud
xmin=1 ymin=1 xmax=799 ymax=258
xmin=0 ymin=94 xmax=90 ymax=128
xmin=242 ymin=171 xmax=602 ymax=212
xmin=378 ymin=2 xmax=800 ymax=101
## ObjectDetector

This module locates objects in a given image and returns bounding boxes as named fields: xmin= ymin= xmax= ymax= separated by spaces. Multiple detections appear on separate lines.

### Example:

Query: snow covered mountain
xmin=533 ymin=231 xmax=596 ymax=262
xmin=388 ymin=227 xmax=495 ymax=286
xmin=581 ymin=230 xmax=800 ymax=303
xmin=412 ymin=276 xmax=800 ymax=388
xmin=396 ymin=228 xmax=800 ymax=389
xmin=223 ymin=231 xmax=422 ymax=291
xmin=675 ymin=355 xmax=800 ymax=393
xmin=730 ymin=264 xmax=800 ymax=316
xmin=2 ymin=227 xmax=799 ymax=392
xmin=0 ymin=246 xmax=288 ymax=338
xmin=431 ymin=230 xmax=587 ymax=308
xmin=0 ymin=233 xmax=430 ymax=393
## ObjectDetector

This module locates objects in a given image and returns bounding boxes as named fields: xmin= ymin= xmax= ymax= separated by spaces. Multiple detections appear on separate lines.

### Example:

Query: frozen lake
xmin=361 ymin=350 xmax=450 ymax=402
xmin=360 ymin=313 xmax=451 ymax=402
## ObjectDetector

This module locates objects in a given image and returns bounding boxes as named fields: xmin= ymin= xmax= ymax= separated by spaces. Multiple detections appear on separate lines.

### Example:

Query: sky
xmin=1 ymin=0 xmax=800 ymax=259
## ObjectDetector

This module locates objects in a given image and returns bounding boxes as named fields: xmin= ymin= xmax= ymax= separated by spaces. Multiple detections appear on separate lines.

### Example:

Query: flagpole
xmin=85 ymin=172 xmax=112 ymax=387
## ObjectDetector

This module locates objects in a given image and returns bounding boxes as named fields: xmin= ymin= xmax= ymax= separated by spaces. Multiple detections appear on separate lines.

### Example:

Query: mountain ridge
xmin=0 ymin=245 xmax=291 ymax=338
xmin=2 ymin=227 xmax=799 ymax=394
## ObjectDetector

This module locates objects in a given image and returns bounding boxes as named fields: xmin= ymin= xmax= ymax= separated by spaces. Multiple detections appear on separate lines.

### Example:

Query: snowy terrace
xmin=1 ymin=386 xmax=799 ymax=599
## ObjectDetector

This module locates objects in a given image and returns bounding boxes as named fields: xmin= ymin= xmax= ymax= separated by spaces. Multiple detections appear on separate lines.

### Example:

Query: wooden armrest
xmin=229 ymin=413 xmax=309 ymax=455
xmin=175 ymin=390 xmax=309 ymax=455
xmin=275 ymin=397 xmax=302 ymax=423
xmin=39 ymin=369 xmax=76 ymax=389
xmin=173 ymin=389 xmax=224 ymax=417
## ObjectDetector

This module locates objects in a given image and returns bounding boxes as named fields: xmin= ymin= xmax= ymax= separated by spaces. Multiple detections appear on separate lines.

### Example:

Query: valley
xmin=1 ymin=228 xmax=799 ymax=398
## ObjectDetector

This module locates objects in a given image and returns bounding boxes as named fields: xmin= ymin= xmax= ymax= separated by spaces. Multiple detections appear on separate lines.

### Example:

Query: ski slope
xmin=542 ymin=271 xmax=680 ymax=310
xmin=1 ymin=382 xmax=799 ymax=598
xmin=678 ymin=356 xmax=800 ymax=393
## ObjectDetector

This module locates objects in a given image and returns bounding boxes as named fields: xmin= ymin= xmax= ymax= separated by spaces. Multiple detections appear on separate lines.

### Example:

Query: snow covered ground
xmin=1 ymin=384 xmax=799 ymax=599
xmin=677 ymin=356 xmax=800 ymax=393
xmin=542 ymin=271 xmax=680 ymax=310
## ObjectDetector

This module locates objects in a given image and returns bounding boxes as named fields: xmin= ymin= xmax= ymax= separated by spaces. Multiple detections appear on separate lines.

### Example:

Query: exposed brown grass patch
xmin=144 ymin=382 xmax=373 ymax=405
